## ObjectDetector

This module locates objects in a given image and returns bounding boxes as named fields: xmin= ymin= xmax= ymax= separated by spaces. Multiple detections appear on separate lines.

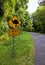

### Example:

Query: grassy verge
xmin=0 ymin=31 xmax=34 ymax=65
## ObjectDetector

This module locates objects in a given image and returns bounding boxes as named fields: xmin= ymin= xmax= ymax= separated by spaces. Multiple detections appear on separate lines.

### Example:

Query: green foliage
xmin=14 ymin=0 xmax=31 ymax=32
xmin=32 ymin=6 xmax=45 ymax=33
xmin=4 ymin=0 xmax=15 ymax=20
xmin=0 ymin=0 xmax=16 ymax=36
xmin=15 ymin=0 xmax=30 ymax=24
xmin=0 ymin=0 xmax=31 ymax=36
xmin=23 ymin=21 xmax=32 ymax=32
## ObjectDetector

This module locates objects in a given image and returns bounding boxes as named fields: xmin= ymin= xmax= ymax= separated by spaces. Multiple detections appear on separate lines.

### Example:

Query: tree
xmin=32 ymin=6 xmax=45 ymax=33
xmin=15 ymin=0 xmax=31 ymax=31
xmin=0 ymin=0 xmax=16 ymax=36
xmin=0 ymin=0 xmax=4 ymax=17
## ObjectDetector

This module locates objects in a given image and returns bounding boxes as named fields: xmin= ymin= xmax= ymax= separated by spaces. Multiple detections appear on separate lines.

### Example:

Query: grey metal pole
xmin=12 ymin=36 xmax=15 ymax=58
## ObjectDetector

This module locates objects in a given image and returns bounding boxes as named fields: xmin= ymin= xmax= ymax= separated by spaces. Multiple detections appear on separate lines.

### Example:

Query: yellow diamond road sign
xmin=9 ymin=16 xmax=21 ymax=29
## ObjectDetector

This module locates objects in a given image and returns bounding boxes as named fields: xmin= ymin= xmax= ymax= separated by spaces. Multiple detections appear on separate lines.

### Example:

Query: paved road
xmin=30 ymin=32 xmax=45 ymax=65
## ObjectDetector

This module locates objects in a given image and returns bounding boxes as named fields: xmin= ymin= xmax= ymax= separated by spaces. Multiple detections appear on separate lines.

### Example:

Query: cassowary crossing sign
xmin=9 ymin=16 xmax=21 ymax=29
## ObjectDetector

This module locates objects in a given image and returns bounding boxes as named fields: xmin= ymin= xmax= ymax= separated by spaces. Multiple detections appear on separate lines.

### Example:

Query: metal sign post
xmin=12 ymin=36 xmax=15 ymax=58
xmin=8 ymin=16 xmax=21 ymax=58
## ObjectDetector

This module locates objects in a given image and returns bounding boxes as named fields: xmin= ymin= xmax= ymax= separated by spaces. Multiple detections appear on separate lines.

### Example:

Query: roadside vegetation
xmin=0 ymin=31 xmax=34 ymax=65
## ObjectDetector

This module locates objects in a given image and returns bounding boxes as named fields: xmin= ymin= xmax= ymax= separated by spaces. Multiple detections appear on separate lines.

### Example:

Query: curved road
xmin=31 ymin=32 xmax=45 ymax=65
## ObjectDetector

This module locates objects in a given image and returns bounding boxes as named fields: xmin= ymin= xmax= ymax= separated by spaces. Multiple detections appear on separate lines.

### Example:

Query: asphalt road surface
xmin=30 ymin=32 xmax=45 ymax=65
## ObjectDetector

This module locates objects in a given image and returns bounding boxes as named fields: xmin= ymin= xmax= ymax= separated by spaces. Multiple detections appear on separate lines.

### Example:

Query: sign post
xmin=8 ymin=16 xmax=21 ymax=58
xmin=12 ymin=36 xmax=15 ymax=58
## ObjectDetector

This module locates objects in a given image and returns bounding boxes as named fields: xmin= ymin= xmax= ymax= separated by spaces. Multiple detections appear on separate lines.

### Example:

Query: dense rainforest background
xmin=32 ymin=6 xmax=45 ymax=33
xmin=0 ymin=0 xmax=45 ymax=37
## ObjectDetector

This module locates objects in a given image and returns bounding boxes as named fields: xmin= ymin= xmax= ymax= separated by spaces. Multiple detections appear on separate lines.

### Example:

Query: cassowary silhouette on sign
xmin=12 ymin=20 xmax=19 ymax=27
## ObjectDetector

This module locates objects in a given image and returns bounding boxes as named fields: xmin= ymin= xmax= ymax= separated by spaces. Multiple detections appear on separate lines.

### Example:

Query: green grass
xmin=0 ymin=31 xmax=34 ymax=65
